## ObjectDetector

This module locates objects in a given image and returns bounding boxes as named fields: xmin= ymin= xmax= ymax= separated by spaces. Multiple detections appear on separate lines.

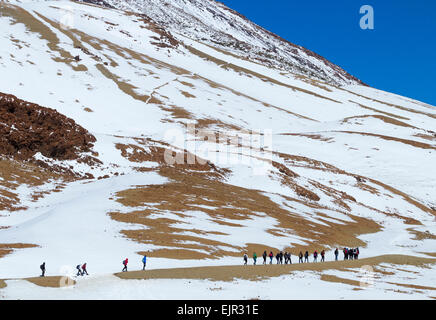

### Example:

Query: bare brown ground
xmin=109 ymin=162 xmax=381 ymax=259
xmin=336 ymin=131 xmax=435 ymax=150
xmin=408 ymin=229 xmax=436 ymax=241
xmin=279 ymin=133 xmax=333 ymax=142
xmin=349 ymin=100 xmax=410 ymax=121
xmin=184 ymin=45 xmax=342 ymax=104
xmin=0 ymin=158 xmax=70 ymax=211
xmin=0 ymin=243 xmax=39 ymax=259
xmin=319 ymin=274 xmax=362 ymax=287
xmin=414 ymin=133 xmax=436 ymax=141
xmin=275 ymin=150 xmax=436 ymax=219
xmin=421 ymin=252 xmax=436 ymax=258
xmin=345 ymin=91 xmax=436 ymax=120
xmin=386 ymin=282 xmax=436 ymax=291
xmin=342 ymin=114 xmax=416 ymax=129
xmin=0 ymin=4 xmax=87 ymax=72
xmin=0 ymin=279 xmax=6 ymax=289
xmin=25 ymin=276 xmax=75 ymax=288
xmin=114 ymin=254 xmax=436 ymax=282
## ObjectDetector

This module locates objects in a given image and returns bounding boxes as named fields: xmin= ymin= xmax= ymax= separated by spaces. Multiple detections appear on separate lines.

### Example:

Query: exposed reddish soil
xmin=0 ymin=92 xmax=96 ymax=162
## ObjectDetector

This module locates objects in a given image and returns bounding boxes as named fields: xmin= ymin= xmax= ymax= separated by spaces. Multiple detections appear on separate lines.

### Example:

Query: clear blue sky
xmin=219 ymin=0 xmax=436 ymax=106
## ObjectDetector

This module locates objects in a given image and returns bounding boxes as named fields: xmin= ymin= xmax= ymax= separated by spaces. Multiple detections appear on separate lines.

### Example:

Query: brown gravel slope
xmin=0 ymin=92 xmax=96 ymax=161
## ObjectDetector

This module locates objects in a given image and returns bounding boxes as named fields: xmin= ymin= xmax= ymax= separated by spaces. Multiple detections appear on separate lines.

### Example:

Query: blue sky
xmin=219 ymin=0 xmax=436 ymax=106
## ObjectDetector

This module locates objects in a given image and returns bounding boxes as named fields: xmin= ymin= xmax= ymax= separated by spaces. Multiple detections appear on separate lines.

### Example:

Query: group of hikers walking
xmin=38 ymin=247 xmax=361 ymax=277
xmin=76 ymin=263 xmax=89 ymax=276
xmin=243 ymin=247 xmax=359 ymax=265
xmin=39 ymin=255 xmax=147 ymax=277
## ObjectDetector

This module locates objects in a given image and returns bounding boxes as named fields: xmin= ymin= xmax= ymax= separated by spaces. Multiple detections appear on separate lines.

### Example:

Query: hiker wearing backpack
xmin=81 ymin=263 xmax=89 ymax=275
xmin=313 ymin=250 xmax=318 ymax=262
xmin=276 ymin=252 xmax=280 ymax=264
xmin=253 ymin=252 xmax=257 ymax=265
xmin=40 ymin=262 xmax=46 ymax=277
xmin=262 ymin=251 xmax=267 ymax=265
xmin=287 ymin=252 xmax=292 ymax=264
xmin=279 ymin=251 xmax=283 ymax=264
xmin=334 ymin=248 xmax=339 ymax=261
xmin=355 ymin=248 xmax=359 ymax=259
xmin=122 ymin=258 xmax=128 ymax=272
xmin=76 ymin=264 xmax=83 ymax=276
xmin=269 ymin=251 xmax=273 ymax=264
xmin=243 ymin=253 xmax=248 ymax=265
xmin=304 ymin=251 xmax=309 ymax=263
xmin=142 ymin=255 xmax=147 ymax=270
xmin=299 ymin=251 xmax=303 ymax=263
xmin=320 ymin=250 xmax=325 ymax=262
xmin=343 ymin=248 xmax=348 ymax=260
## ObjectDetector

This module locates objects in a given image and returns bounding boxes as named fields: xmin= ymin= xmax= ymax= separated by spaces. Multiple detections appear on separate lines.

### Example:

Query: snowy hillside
xmin=0 ymin=0 xmax=435 ymax=299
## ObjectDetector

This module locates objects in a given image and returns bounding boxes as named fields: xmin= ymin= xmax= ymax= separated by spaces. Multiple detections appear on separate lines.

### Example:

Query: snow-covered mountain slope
xmin=0 ymin=0 xmax=435 ymax=299
xmin=79 ymin=0 xmax=365 ymax=86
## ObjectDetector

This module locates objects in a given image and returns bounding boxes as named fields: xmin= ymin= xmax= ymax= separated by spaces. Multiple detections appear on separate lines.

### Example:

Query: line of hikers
xmin=243 ymin=247 xmax=360 ymax=265
xmin=38 ymin=248 xmax=360 ymax=277
xmin=76 ymin=263 xmax=89 ymax=276
xmin=39 ymin=255 xmax=147 ymax=277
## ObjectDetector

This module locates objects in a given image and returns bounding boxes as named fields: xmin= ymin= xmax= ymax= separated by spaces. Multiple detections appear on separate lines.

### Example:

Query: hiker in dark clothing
xmin=269 ymin=251 xmax=273 ymax=264
xmin=349 ymin=248 xmax=354 ymax=260
xmin=287 ymin=252 xmax=292 ymax=264
xmin=299 ymin=251 xmax=303 ymax=263
xmin=142 ymin=255 xmax=147 ymax=270
xmin=334 ymin=248 xmax=339 ymax=261
xmin=284 ymin=252 xmax=288 ymax=264
xmin=76 ymin=264 xmax=83 ymax=276
xmin=355 ymin=248 xmax=359 ymax=259
xmin=253 ymin=252 xmax=257 ymax=265
xmin=343 ymin=248 xmax=348 ymax=260
xmin=40 ymin=262 xmax=46 ymax=277
xmin=81 ymin=263 xmax=89 ymax=275
xmin=313 ymin=250 xmax=318 ymax=262
xmin=243 ymin=253 xmax=248 ymax=265
xmin=279 ymin=251 xmax=283 ymax=264
xmin=304 ymin=251 xmax=309 ymax=263
xmin=122 ymin=258 xmax=128 ymax=272
xmin=276 ymin=252 xmax=280 ymax=264
xmin=320 ymin=250 xmax=325 ymax=262
xmin=262 ymin=251 xmax=267 ymax=265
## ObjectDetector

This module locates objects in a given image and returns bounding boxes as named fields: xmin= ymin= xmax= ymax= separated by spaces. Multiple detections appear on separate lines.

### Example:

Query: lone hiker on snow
xmin=122 ymin=258 xmax=128 ymax=272
xmin=243 ymin=253 xmax=248 ymax=265
xmin=142 ymin=255 xmax=147 ymax=270
xmin=40 ymin=262 xmax=46 ymax=277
